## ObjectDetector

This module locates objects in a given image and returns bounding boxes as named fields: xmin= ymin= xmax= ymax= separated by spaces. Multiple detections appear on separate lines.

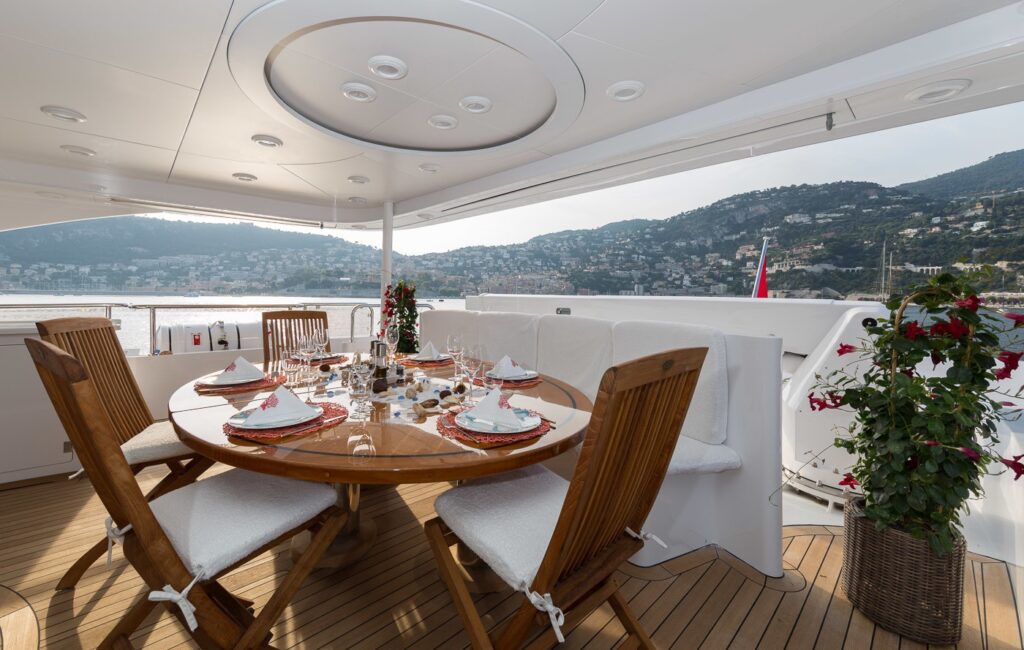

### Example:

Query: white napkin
xmin=243 ymin=386 xmax=318 ymax=427
xmin=415 ymin=340 xmax=442 ymax=360
xmin=464 ymin=390 xmax=523 ymax=429
xmin=490 ymin=355 xmax=530 ymax=379
xmin=210 ymin=356 xmax=264 ymax=384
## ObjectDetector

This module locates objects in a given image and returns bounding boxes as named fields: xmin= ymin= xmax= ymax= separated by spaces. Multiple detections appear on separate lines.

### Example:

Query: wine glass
xmin=462 ymin=349 xmax=482 ymax=404
xmin=385 ymin=325 xmax=400 ymax=366
xmin=297 ymin=336 xmax=316 ymax=384
xmin=446 ymin=333 xmax=464 ymax=382
xmin=312 ymin=330 xmax=329 ymax=358
xmin=350 ymin=352 xmax=374 ymax=417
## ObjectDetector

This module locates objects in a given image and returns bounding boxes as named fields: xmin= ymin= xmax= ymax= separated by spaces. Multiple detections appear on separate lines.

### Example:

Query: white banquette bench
xmin=421 ymin=309 xmax=784 ymax=577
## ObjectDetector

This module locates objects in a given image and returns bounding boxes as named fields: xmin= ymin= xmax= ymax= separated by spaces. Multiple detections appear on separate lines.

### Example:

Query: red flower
xmin=960 ymin=447 xmax=981 ymax=462
xmin=1005 ymin=313 xmax=1024 ymax=328
xmin=929 ymin=317 xmax=969 ymax=339
xmin=955 ymin=295 xmax=982 ymax=312
xmin=901 ymin=368 xmax=915 ymax=378
xmin=995 ymin=367 xmax=1013 ymax=380
xmin=1000 ymin=456 xmax=1024 ymax=480
xmin=999 ymin=351 xmax=1022 ymax=371
xmin=1001 ymin=401 xmax=1016 ymax=407
xmin=902 ymin=321 xmax=927 ymax=340
xmin=838 ymin=473 xmax=859 ymax=488
xmin=807 ymin=392 xmax=842 ymax=411
xmin=837 ymin=343 xmax=856 ymax=356
xmin=924 ymin=440 xmax=941 ymax=446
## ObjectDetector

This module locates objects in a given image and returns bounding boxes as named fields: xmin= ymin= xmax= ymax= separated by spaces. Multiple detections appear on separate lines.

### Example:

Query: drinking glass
xmin=462 ymin=351 xmax=482 ymax=404
xmin=350 ymin=352 xmax=374 ymax=416
xmin=297 ymin=336 xmax=316 ymax=384
xmin=313 ymin=330 xmax=329 ymax=358
xmin=446 ymin=333 xmax=464 ymax=382
xmin=385 ymin=325 xmax=400 ymax=366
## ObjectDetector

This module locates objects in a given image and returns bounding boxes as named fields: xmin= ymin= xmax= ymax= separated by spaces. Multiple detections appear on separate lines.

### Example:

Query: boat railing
xmin=0 ymin=299 xmax=439 ymax=354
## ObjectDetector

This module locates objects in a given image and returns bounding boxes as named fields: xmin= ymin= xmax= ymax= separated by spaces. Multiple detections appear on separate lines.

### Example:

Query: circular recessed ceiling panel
xmin=228 ymin=0 xmax=583 ymax=156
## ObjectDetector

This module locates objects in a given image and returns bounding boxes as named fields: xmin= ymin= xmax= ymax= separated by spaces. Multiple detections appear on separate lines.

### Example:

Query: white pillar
xmin=380 ymin=201 xmax=394 ymax=318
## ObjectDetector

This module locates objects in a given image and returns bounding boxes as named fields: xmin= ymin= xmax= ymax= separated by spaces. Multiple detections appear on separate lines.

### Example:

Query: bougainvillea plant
xmin=379 ymin=279 xmax=419 ymax=353
xmin=810 ymin=273 xmax=1023 ymax=554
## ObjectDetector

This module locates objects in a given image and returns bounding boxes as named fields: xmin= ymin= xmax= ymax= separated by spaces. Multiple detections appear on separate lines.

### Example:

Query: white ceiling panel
xmin=179 ymin=44 xmax=364 ymax=164
xmin=284 ymin=18 xmax=500 ymax=99
xmin=0 ymin=0 xmax=231 ymax=89
xmin=283 ymin=155 xmax=400 ymax=206
xmin=366 ymin=99 xmax=514 ymax=151
xmin=475 ymin=0 xmax=606 ymax=38
xmin=0 ymin=36 xmax=198 ymax=150
xmin=170 ymin=153 xmax=330 ymax=204
xmin=0 ymin=118 xmax=175 ymax=181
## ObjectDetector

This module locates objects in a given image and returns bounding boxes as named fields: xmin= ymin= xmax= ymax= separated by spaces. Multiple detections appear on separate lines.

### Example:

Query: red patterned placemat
xmin=472 ymin=376 xmax=543 ymax=389
xmin=224 ymin=402 xmax=349 ymax=440
xmin=292 ymin=354 xmax=349 ymax=366
xmin=436 ymin=407 xmax=550 ymax=448
xmin=194 ymin=374 xmax=285 ymax=395
xmin=400 ymin=357 xmax=454 ymax=368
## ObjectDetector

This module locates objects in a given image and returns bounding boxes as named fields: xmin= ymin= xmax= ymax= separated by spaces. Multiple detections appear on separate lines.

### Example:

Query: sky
xmin=155 ymin=101 xmax=1024 ymax=256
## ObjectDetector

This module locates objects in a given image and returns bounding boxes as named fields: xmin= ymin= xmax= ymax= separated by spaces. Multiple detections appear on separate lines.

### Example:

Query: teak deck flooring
xmin=0 ymin=466 xmax=1021 ymax=649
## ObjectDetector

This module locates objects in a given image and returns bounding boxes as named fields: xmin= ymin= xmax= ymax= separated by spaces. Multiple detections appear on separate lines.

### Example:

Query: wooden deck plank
xmin=0 ymin=468 xmax=1019 ymax=650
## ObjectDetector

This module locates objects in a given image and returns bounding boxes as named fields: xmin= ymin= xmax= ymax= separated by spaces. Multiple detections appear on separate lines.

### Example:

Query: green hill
xmin=897 ymin=150 xmax=1024 ymax=201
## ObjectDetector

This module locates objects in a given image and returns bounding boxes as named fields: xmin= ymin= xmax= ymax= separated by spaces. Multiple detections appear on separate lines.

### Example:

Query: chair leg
xmin=98 ymin=592 xmax=157 ymax=649
xmin=608 ymin=588 xmax=654 ymax=649
xmin=55 ymin=537 xmax=109 ymax=591
xmin=494 ymin=601 xmax=540 ymax=650
xmin=424 ymin=517 xmax=494 ymax=650
xmin=231 ymin=510 xmax=347 ymax=650
xmin=144 ymin=456 xmax=214 ymax=501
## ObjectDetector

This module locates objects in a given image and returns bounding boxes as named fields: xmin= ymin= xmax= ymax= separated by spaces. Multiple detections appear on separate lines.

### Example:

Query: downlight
xmin=60 ymin=144 xmax=96 ymax=157
xmin=341 ymin=82 xmax=377 ymax=102
xmin=368 ymin=55 xmax=408 ymax=80
xmin=905 ymin=80 xmax=971 ymax=103
xmin=251 ymin=134 xmax=283 ymax=148
xmin=41 ymin=105 xmax=87 ymax=123
xmin=347 ymin=175 xmax=369 ymax=184
xmin=418 ymin=163 xmax=440 ymax=174
xmin=428 ymin=114 xmax=458 ymax=130
xmin=347 ymin=196 xmax=368 ymax=205
xmin=232 ymin=172 xmax=258 ymax=182
xmin=606 ymin=80 xmax=645 ymax=102
xmin=459 ymin=96 xmax=492 ymax=114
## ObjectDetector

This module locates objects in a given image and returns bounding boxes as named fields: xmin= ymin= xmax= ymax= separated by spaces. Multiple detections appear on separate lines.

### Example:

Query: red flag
xmin=752 ymin=238 xmax=769 ymax=299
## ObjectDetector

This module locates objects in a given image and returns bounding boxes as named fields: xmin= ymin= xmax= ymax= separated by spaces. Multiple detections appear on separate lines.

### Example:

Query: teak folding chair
xmin=25 ymin=338 xmax=347 ymax=649
xmin=261 ymin=310 xmax=331 ymax=365
xmin=426 ymin=347 xmax=707 ymax=649
xmin=35 ymin=317 xmax=214 ymax=590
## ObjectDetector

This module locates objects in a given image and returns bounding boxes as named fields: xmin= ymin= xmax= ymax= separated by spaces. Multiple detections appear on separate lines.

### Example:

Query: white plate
xmin=228 ymin=405 xmax=323 ymax=430
xmin=200 ymin=373 xmax=266 ymax=387
xmin=455 ymin=408 xmax=541 ymax=435
xmin=291 ymin=353 xmax=341 ymax=362
xmin=412 ymin=353 xmax=452 ymax=362
xmin=485 ymin=368 xmax=538 ymax=381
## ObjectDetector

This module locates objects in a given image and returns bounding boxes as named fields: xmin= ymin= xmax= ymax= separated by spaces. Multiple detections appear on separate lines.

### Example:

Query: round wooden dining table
xmin=168 ymin=361 xmax=592 ymax=569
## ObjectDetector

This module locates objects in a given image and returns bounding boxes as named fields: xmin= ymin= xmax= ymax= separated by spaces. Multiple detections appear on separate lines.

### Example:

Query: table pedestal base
xmin=292 ymin=483 xmax=377 ymax=570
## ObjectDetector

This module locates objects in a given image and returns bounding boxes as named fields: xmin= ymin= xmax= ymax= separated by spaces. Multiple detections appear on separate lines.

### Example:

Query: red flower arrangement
xmin=379 ymin=279 xmax=420 ymax=354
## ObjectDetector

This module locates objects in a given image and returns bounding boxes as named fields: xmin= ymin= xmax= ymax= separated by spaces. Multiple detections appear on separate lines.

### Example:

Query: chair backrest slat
xmin=261 ymin=310 xmax=331 ymax=365
xmin=37 ymin=317 xmax=153 ymax=445
xmin=533 ymin=348 xmax=706 ymax=592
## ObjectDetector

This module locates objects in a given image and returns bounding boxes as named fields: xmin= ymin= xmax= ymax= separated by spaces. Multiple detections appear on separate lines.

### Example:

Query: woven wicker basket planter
xmin=842 ymin=499 xmax=965 ymax=644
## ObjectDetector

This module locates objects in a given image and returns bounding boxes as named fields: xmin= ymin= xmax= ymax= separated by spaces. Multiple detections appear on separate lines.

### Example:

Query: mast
xmin=751 ymin=236 xmax=770 ymax=298
xmin=879 ymin=238 xmax=887 ymax=299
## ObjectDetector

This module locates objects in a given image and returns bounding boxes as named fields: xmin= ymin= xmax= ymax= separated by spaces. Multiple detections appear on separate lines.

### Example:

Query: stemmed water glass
xmin=312 ymin=330 xmax=329 ymax=359
xmin=446 ymin=333 xmax=464 ymax=382
xmin=297 ymin=335 xmax=316 ymax=384
xmin=462 ymin=348 xmax=482 ymax=404
xmin=385 ymin=325 xmax=400 ymax=366
xmin=349 ymin=352 xmax=374 ymax=418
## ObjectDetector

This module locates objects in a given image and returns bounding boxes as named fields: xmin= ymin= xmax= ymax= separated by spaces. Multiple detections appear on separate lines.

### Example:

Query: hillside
xmin=1 ymin=149 xmax=1023 ymax=298
xmin=897 ymin=149 xmax=1024 ymax=201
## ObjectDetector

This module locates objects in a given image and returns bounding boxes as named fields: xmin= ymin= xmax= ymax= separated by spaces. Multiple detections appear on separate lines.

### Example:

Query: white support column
xmin=380 ymin=201 xmax=394 ymax=318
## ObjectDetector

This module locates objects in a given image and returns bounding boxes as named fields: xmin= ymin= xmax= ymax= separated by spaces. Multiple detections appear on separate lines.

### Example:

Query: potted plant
xmin=380 ymin=279 xmax=420 ymax=354
xmin=809 ymin=273 xmax=1022 ymax=644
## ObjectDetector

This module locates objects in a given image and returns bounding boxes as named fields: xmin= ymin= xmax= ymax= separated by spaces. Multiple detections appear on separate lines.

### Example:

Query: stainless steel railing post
xmin=149 ymin=307 xmax=157 ymax=355
xmin=349 ymin=304 xmax=375 ymax=342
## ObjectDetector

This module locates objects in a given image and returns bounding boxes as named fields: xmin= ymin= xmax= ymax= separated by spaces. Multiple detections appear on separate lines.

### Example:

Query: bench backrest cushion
xmin=419 ymin=310 xmax=479 ymax=354
xmin=612 ymin=320 xmax=728 ymax=445
xmin=477 ymin=311 xmax=541 ymax=369
xmin=536 ymin=315 xmax=614 ymax=402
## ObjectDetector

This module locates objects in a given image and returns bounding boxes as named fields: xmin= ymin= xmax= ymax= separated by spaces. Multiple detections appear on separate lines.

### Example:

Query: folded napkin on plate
xmin=209 ymin=356 xmax=264 ymax=384
xmin=414 ymin=340 xmax=442 ymax=360
xmin=463 ymin=389 xmax=523 ymax=429
xmin=490 ymin=355 xmax=530 ymax=379
xmin=243 ymin=386 xmax=318 ymax=427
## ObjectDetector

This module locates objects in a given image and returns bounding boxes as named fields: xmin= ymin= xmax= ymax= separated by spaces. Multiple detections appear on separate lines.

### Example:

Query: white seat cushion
xmin=612 ymin=320 xmax=729 ymax=445
xmin=668 ymin=436 xmax=742 ymax=475
xmin=149 ymin=469 xmax=337 ymax=578
xmin=434 ymin=465 xmax=568 ymax=589
xmin=121 ymin=420 xmax=192 ymax=465
xmin=477 ymin=311 xmax=540 ymax=369
xmin=419 ymin=310 xmax=479 ymax=352
xmin=536 ymin=315 xmax=614 ymax=402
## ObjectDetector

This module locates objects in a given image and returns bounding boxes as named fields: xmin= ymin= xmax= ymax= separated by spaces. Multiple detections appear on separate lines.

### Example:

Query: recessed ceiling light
xmin=459 ymin=96 xmax=492 ymax=114
xmin=418 ymin=163 xmax=440 ymax=174
xmin=348 ymin=196 xmax=368 ymax=205
xmin=341 ymin=82 xmax=377 ymax=102
xmin=606 ymin=80 xmax=646 ymax=102
xmin=232 ymin=172 xmax=258 ymax=182
xmin=251 ymin=134 xmax=283 ymax=148
xmin=351 ymin=224 xmax=367 ymax=230
xmin=427 ymin=114 xmax=458 ymax=130
xmin=417 ymin=212 xmax=434 ymax=220
xmin=41 ymin=105 xmax=87 ymax=123
xmin=60 ymin=144 xmax=96 ymax=157
xmin=905 ymin=79 xmax=971 ymax=103
xmin=35 ymin=191 xmax=66 ymax=199
xmin=347 ymin=175 xmax=370 ymax=184
xmin=368 ymin=55 xmax=408 ymax=80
